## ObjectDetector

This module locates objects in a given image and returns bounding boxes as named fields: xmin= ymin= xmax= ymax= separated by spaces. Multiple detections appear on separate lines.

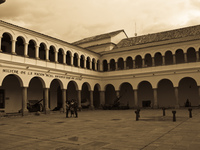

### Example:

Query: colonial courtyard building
xmin=0 ymin=20 xmax=200 ymax=115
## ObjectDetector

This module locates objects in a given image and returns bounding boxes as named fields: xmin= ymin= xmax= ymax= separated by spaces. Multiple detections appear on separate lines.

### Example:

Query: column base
xmin=89 ymin=105 xmax=94 ymax=110
xmin=22 ymin=110 xmax=29 ymax=116
xmin=175 ymin=105 xmax=180 ymax=109
xmin=153 ymin=105 xmax=158 ymax=109
xmin=60 ymin=108 xmax=65 ymax=113
xmin=11 ymin=52 xmax=16 ymax=55
xmin=44 ymin=108 xmax=50 ymax=114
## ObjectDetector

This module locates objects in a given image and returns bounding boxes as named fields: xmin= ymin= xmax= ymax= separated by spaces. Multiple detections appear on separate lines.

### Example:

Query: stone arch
xmin=157 ymin=79 xmax=176 ymax=108
xmin=93 ymin=84 xmax=101 ymax=108
xmin=80 ymin=55 xmax=85 ymax=68
xmin=49 ymin=79 xmax=63 ymax=110
xmin=110 ymin=59 xmax=116 ymax=71
xmin=39 ymin=43 xmax=47 ymax=60
xmin=105 ymin=84 xmax=116 ymax=105
xmin=1 ymin=32 xmax=12 ymax=53
xmin=135 ymin=55 xmax=142 ymax=68
xmin=187 ymin=47 xmax=196 ymax=63
xmin=175 ymin=49 xmax=184 ymax=64
xmin=92 ymin=58 xmax=96 ymax=70
xmin=66 ymin=50 xmax=72 ymax=65
xmin=49 ymin=45 xmax=56 ymax=62
xmin=165 ymin=50 xmax=173 ymax=65
xmin=58 ymin=48 xmax=64 ymax=64
xmin=67 ymin=81 xmax=79 ymax=102
xmin=178 ymin=77 xmax=198 ymax=106
xmin=28 ymin=77 xmax=46 ymax=112
xmin=144 ymin=53 xmax=152 ymax=67
xmin=16 ymin=36 xmax=25 ymax=56
xmin=73 ymin=53 xmax=79 ymax=67
xmin=28 ymin=40 xmax=36 ymax=58
xmin=103 ymin=59 xmax=108 ymax=71
xmin=96 ymin=60 xmax=100 ymax=71
xmin=154 ymin=52 xmax=163 ymax=66
xmin=118 ymin=57 xmax=124 ymax=70
xmin=119 ymin=82 xmax=134 ymax=108
xmin=126 ymin=56 xmax=133 ymax=69
xmin=81 ymin=82 xmax=91 ymax=108
xmin=138 ymin=81 xmax=153 ymax=107
xmin=86 ymin=57 xmax=91 ymax=69
xmin=1 ymin=74 xmax=23 ymax=113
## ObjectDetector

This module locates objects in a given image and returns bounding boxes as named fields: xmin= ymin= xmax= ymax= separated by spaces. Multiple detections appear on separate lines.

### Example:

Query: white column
xmin=55 ymin=51 xmax=58 ymax=63
xmin=116 ymin=90 xmax=120 ymax=98
xmin=63 ymin=52 xmax=66 ymax=64
xmin=134 ymin=90 xmax=138 ymax=108
xmin=11 ymin=39 xmax=16 ymax=55
xmin=184 ymin=53 xmax=187 ymax=63
xmin=162 ymin=56 xmax=165 ymax=65
xmin=24 ymin=42 xmax=28 ymax=57
xmin=77 ymin=57 xmax=80 ymax=67
xmin=115 ymin=62 xmax=118 ymax=70
xmin=99 ymin=61 xmax=103 ymax=71
xmin=153 ymin=88 xmax=158 ymax=108
xmin=124 ymin=61 xmax=127 ymax=69
xmin=94 ymin=62 xmax=97 ymax=71
xmin=44 ymin=88 xmax=50 ymax=114
xmin=90 ymin=91 xmax=94 ymax=109
xmin=77 ymin=90 xmax=82 ymax=108
xmin=22 ymin=87 xmax=28 ymax=116
xmin=90 ymin=61 xmax=92 ymax=70
xmin=84 ymin=59 xmax=86 ymax=68
xmin=100 ymin=91 xmax=105 ymax=106
xmin=142 ymin=59 xmax=145 ymax=67
xmin=108 ymin=63 xmax=110 ymax=71
xmin=152 ymin=57 xmax=155 ymax=66
xmin=133 ymin=60 xmax=135 ymax=68
xmin=71 ymin=56 xmax=73 ymax=66
xmin=173 ymin=54 xmax=176 ymax=64
xmin=174 ymin=87 xmax=179 ymax=108
xmin=62 ymin=89 xmax=66 ymax=113
xmin=35 ymin=45 xmax=39 ymax=59
xmin=196 ymin=51 xmax=199 ymax=62
xmin=46 ymin=48 xmax=49 ymax=61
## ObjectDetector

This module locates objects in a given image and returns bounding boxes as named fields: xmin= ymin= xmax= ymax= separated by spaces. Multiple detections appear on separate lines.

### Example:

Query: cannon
xmin=27 ymin=99 xmax=43 ymax=112
xmin=102 ymin=96 xmax=129 ymax=110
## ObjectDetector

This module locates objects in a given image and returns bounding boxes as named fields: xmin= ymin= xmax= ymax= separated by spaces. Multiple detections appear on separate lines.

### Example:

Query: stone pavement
xmin=0 ymin=108 xmax=200 ymax=150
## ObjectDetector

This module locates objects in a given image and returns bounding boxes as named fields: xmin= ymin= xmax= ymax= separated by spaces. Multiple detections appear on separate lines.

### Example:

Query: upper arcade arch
xmin=16 ymin=36 xmax=25 ymax=56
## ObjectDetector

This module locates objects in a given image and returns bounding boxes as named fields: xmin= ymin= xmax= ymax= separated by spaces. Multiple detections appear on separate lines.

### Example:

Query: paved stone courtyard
xmin=0 ymin=108 xmax=200 ymax=150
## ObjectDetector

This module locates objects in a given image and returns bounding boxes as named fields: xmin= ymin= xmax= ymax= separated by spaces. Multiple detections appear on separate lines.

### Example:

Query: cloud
xmin=1 ymin=0 xmax=200 ymax=43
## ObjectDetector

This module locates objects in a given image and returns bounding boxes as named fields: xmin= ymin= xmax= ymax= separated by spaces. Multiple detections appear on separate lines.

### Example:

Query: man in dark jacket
xmin=66 ymin=100 xmax=71 ymax=118
xmin=70 ymin=99 xmax=78 ymax=118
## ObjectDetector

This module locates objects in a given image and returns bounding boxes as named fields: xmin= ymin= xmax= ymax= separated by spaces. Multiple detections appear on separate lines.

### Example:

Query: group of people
xmin=66 ymin=99 xmax=78 ymax=118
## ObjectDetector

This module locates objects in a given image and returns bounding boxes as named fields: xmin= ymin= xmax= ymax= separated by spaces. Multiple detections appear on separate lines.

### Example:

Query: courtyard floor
xmin=0 ymin=108 xmax=200 ymax=150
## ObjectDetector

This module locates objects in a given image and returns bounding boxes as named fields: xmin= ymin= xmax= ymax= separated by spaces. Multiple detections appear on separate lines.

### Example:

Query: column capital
xmin=11 ymin=39 xmax=16 ymax=42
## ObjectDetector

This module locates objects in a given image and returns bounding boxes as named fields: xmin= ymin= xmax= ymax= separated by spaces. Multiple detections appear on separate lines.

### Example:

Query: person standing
xmin=66 ymin=100 xmax=70 ymax=118
xmin=71 ymin=99 xmax=78 ymax=118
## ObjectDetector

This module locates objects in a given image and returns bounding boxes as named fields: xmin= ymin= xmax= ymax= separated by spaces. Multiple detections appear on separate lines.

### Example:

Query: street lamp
xmin=0 ymin=0 xmax=6 ymax=4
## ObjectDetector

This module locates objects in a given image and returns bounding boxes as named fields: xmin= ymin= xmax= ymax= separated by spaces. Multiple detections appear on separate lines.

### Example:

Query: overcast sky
xmin=0 ymin=0 xmax=200 ymax=43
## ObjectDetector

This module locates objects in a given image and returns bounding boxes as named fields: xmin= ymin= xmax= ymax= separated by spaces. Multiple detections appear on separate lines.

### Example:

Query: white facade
xmin=0 ymin=20 xmax=200 ymax=115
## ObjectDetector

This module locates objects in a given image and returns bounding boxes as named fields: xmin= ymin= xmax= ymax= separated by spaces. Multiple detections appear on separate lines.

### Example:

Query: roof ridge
xmin=72 ymin=29 xmax=126 ymax=45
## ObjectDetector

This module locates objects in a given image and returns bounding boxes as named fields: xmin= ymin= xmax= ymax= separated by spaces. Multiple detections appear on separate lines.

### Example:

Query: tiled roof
xmin=72 ymin=30 xmax=126 ymax=45
xmin=115 ymin=24 xmax=200 ymax=49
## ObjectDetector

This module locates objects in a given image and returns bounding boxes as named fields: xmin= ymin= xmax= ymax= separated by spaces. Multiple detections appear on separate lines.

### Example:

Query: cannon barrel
xmin=33 ymin=99 xmax=43 ymax=105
